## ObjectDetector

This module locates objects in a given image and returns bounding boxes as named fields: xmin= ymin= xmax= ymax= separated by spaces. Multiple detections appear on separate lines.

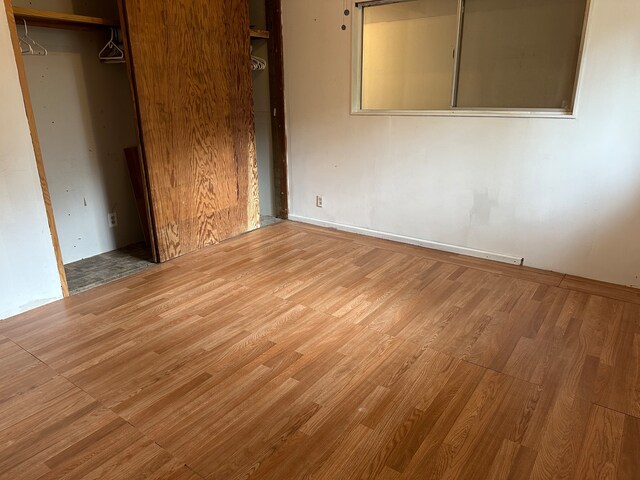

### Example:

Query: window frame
xmin=351 ymin=0 xmax=592 ymax=118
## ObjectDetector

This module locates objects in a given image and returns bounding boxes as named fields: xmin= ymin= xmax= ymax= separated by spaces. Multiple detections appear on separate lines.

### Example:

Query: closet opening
xmin=9 ymin=1 xmax=154 ymax=295
xmin=249 ymin=0 xmax=288 ymax=227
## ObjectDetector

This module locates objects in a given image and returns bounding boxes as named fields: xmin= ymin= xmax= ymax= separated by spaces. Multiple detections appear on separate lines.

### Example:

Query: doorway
xmin=249 ymin=0 xmax=288 ymax=228
xmin=8 ymin=0 xmax=154 ymax=295
xmin=6 ymin=0 xmax=288 ymax=296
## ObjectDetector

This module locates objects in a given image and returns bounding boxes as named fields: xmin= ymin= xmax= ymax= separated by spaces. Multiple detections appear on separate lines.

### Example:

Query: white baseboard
xmin=288 ymin=215 xmax=524 ymax=266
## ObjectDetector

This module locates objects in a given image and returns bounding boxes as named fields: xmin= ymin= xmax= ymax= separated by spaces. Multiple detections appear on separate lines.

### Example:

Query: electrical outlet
xmin=316 ymin=195 xmax=323 ymax=208
xmin=108 ymin=212 xmax=118 ymax=228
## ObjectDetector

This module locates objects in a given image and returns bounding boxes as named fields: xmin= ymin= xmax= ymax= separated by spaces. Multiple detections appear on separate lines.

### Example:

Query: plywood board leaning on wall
xmin=120 ymin=0 xmax=260 ymax=262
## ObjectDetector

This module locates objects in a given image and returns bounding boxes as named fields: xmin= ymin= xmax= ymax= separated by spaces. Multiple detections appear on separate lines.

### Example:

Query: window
xmin=354 ymin=0 xmax=589 ymax=115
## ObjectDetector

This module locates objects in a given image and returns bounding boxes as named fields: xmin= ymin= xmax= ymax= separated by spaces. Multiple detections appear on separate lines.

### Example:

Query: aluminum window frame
xmin=351 ymin=0 xmax=592 ymax=119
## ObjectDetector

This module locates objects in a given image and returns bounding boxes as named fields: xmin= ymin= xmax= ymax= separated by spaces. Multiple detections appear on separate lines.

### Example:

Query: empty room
xmin=0 ymin=0 xmax=638 ymax=479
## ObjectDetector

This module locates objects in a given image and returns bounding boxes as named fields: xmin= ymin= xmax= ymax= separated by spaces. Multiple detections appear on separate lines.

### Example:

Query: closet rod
xmin=13 ymin=7 xmax=119 ymax=31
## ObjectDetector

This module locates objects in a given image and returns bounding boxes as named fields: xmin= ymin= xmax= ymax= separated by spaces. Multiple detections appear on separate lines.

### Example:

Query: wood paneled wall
xmin=120 ymin=0 xmax=260 ymax=262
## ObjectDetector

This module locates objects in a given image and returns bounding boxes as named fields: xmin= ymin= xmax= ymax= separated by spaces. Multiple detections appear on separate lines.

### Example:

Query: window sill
xmin=351 ymin=109 xmax=576 ymax=119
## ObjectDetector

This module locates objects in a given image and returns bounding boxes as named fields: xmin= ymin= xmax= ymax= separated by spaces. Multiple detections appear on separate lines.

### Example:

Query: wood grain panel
xmin=120 ymin=0 xmax=259 ymax=262
xmin=1 ymin=221 xmax=639 ymax=478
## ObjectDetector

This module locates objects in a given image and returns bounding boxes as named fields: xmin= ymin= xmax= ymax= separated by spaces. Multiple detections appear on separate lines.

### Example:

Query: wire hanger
xmin=19 ymin=35 xmax=31 ymax=54
xmin=250 ymin=45 xmax=266 ymax=71
xmin=251 ymin=55 xmax=267 ymax=71
xmin=99 ymin=27 xmax=125 ymax=63
xmin=20 ymin=20 xmax=47 ymax=56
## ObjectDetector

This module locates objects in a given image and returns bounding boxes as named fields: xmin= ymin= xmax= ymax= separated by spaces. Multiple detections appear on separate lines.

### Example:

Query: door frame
xmin=3 ymin=0 xmax=69 ymax=296
xmin=266 ymin=0 xmax=289 ymax=219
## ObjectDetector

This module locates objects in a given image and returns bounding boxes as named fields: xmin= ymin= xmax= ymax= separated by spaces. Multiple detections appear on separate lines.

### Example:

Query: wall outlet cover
xmin=108 ymin=212 xmax=118 ymax=228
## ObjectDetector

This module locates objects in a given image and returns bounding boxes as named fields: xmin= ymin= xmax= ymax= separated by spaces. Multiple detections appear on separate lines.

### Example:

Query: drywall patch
xmin=470 ymin=190 xmax=498 ymax=225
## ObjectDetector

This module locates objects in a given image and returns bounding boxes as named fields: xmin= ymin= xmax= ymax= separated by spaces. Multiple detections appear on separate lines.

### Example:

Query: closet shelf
xmin=250 ymin=29 xmax=270 ymax=39
xmin=14 ymin=9 xmax=269 ymax=39
xmin=13 ymin=7 xmax=119 ymax=30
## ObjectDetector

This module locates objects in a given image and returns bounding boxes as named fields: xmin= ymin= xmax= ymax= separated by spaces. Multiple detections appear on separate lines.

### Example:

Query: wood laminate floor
xmin=0 ymin=221 xmax=638 ymax=479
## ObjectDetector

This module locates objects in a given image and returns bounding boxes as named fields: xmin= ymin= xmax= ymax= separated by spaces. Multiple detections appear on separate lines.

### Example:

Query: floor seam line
xmin=592 ymin=401 xmax=640 ymax=420
xmin=5 ymin=334 xmax=210 ymax=479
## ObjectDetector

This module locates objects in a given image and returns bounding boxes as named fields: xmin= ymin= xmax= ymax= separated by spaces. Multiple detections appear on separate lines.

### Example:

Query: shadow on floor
xmin=261 ymin=215 xmax=283 ymax=227
xmin=66 ymin=219 xmax=282 ymax=295
xmin=64 ymin=242 xmax=154 ymax=295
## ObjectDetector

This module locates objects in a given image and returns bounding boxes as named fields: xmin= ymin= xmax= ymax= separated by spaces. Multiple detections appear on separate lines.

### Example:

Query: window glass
xmin=361 ymin=0 xmax=459 ymax=110
xmin=456 ymin=0 xmax=588 ymax=109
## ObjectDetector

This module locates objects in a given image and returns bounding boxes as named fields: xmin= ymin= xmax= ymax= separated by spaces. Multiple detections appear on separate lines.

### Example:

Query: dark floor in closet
xmin=260 ymin=215 xmax=282 ymax=227
xmin=65 ymin=243 xmax=154 ymax=295
xmin=67 ymin=220 xmax=280 ymax=295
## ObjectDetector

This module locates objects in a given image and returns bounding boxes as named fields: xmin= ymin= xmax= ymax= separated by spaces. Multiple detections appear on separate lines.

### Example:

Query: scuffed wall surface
xmin=14 ymin=0 xmax=142 ymax=263
xmin=0 ymin=12 xmax=63 ymax=320
xmin=19 ymin=26 xmax=142 ymax=263
xmin=282 ymin=0 xmax=640 ymax=287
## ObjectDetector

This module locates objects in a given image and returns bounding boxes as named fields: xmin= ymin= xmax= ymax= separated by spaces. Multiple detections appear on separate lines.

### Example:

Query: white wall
xmin=14 ymin=0 xmax=142 ymax=264
xmin=0 ymin=13 xmax=63 ymax=319
xmin=282 ymin=0 xmax=640 ymax=288
xmin=19 ymin=25 xmax=142 ymax=263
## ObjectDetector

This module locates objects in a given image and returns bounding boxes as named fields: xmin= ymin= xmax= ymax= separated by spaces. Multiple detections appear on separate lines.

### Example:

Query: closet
xmin=249 ymin=0 xmax=288 ymax=225
xmin=121 ymin=0 xmax=260 ymax=262
xmin=4 ymin=0 xmax=285 ymax=296
xmin=10 ymin=0 xmax=151 ymax=295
